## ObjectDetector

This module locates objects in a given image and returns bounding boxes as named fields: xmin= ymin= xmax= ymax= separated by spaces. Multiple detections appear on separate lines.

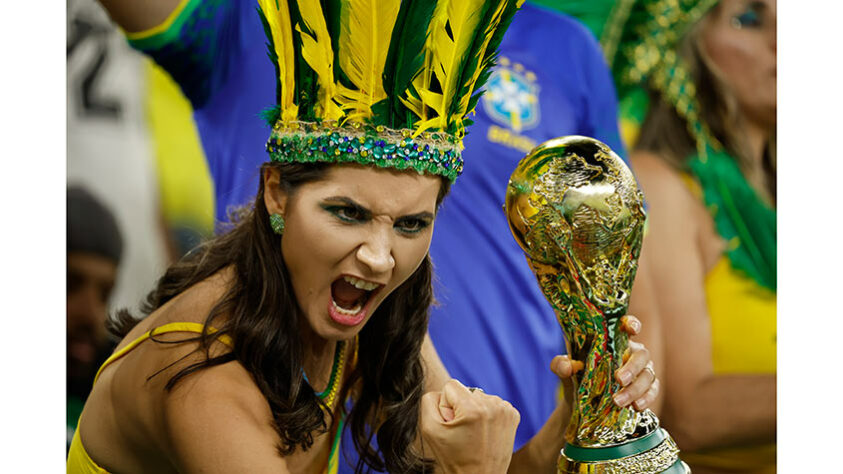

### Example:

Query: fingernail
xmin=631 ymin=320 xmax=641 ymax=332
xmin=634 ymin=398 xmax=646 ymax=410
xmin=618 ymin=371 xmax=632 ymax=386
xmin=613 ymin=393 xmax=629 ymax=406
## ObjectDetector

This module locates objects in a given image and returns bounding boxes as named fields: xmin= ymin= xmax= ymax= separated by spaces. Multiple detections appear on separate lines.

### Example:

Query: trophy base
xmin=557 ymin=428 xmax=689 ymax=473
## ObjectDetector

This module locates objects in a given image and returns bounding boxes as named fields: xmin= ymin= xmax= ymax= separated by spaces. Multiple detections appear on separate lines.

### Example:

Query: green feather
xmin=323 ymin=0 xmax=346 ymax=89
xmin=257 ymin=7 xmax=283 ymax=107
xmin=442 ymin=1 xmax=494 ymax=134
xmin=369 ymin=97 xmax=390 ymax=123
xmin=480 ymin=1 xmax=519 ymax=70
xmin=260 ymin=105 xmax=283 ymax=126
xmin=451 ymin=0 xmax=519 ymax=134
xmin=288 ymin=0 xmax=317 ymax=121
xmin=383 ymin=0 xmax=437 ymax=128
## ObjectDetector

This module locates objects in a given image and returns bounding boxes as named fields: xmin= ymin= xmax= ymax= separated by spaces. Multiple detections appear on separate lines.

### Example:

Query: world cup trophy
xmin=505 ymin=136 xmax=689 ymax=473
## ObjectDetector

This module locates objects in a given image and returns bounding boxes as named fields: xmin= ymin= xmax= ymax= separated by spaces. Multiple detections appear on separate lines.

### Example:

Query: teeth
xmin=332 ymin=299 xmax=363 ymax=316
xmin=343 ymin=275 xmax=379 ymax=291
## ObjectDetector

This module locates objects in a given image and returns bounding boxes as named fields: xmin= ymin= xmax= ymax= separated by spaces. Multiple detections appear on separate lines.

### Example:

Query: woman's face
xmin=266 ymin=164 xmax=441 ymax=341
xmin=701 ymin=0 xmax=777 ymax=128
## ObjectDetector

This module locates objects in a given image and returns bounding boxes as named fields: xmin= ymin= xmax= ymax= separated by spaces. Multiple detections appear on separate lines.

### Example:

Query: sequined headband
xmin=257 ymin=0 xmax=523 ymax=182
xmin=266 ymin=121 xmax=464 ymax=180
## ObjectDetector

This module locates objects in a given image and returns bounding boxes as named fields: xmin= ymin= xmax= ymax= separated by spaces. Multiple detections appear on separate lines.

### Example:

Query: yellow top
xmin=678 ymin=176 xmax=777 ymax=472
xmin=707 ymin=257 xmax=777 ymax=375
xmin=66 ymin=322 xmax=343 ymax=474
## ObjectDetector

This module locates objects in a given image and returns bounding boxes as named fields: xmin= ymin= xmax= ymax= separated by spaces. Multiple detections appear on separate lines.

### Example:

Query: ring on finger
xmin=467 ymin=387 xmax=484 ymax=394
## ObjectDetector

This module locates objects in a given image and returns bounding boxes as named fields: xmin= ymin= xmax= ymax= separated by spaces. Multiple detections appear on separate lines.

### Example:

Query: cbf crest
xmin=482 ymin=56 xmax=540 ymax=133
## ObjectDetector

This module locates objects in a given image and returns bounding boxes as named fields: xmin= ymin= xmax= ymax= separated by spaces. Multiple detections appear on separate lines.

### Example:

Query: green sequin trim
xmin=265 ymin=121 xmax=464 ymax=182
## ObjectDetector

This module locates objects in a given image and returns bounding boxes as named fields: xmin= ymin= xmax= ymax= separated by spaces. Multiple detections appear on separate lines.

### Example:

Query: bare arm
xmin=422 ymin=332 xmax=451 ymax=392
xmin=627 ymin=244 xmax=666 ymax=414
xmin=163 ymin=362 xmax=292 ymax=473
xmin=632 ymin=151 xmax=776 ymax=451
xmin=98 ymin=0 xmax=182 ymax=32
xmin=506 ymin=389 xmax=569 ymax=474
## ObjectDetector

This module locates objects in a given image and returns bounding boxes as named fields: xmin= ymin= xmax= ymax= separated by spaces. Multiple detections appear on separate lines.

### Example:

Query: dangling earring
xmin=270 ymin=213 xmax=286 ymax=235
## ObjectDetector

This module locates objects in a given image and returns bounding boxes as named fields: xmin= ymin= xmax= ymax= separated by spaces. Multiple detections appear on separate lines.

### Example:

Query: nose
xmin=356 ymin=226 xmax=395 ymax=275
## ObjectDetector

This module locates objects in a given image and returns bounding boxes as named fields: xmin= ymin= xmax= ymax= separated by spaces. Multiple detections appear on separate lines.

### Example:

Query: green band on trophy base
xmin=563 ymin=428 xmax=666 ymax=462
xmin=558 ymin=428 xmax=689 ymax=473
xmin=558 ymin=432 xmax=688 ymax=473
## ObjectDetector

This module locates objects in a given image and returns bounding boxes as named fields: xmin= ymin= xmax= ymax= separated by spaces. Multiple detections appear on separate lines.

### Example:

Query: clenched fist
xmin=420 ymin=379 xmax=521 ymax=474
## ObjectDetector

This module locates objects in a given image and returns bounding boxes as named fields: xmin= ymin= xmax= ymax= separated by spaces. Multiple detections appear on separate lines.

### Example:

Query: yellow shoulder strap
xmin=93 ymin=322 xmax=233 ymax=385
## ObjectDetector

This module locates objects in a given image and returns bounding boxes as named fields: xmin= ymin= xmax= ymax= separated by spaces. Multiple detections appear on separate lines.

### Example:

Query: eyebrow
xmin=747 ymin=0 xmax=767 ymax=11
xmin=322 ymin=195 xmax=434 ymax=220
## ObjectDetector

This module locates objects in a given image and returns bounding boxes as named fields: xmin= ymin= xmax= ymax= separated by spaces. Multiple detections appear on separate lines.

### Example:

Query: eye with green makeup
xmin=320 ymin=197 xmax=433 ymax=236
xmin=321 ymin=201 xmax=370 ymax=223
xmin=394 ymin=214 xmax=433 ymax=236
xmin=732 ymin=2 xmax=764 ymax=28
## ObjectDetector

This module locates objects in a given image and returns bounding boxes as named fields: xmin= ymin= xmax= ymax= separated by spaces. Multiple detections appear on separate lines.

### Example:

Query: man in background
xmin=67 ymin=186 xmax=123 ymax=449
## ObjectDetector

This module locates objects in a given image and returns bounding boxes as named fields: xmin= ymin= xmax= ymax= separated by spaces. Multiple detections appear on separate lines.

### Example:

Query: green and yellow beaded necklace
xmin=302 ymin=337 xmax=358 ymax=410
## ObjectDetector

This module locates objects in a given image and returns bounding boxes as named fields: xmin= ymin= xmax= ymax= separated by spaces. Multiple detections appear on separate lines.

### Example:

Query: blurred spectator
xmin=562 ymin=0 xmax=776 ymax=472
xmin=68 ymin=0 xmax=203 ymax=310
xmin=67 ymin=186 xmax=123 ymax=448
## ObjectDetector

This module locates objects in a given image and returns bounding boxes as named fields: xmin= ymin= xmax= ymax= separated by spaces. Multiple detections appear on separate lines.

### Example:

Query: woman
xmin=69 ymin=1 xmax=661 ymax=472
xmin=566 ymin=0 xmax=777 ymax=472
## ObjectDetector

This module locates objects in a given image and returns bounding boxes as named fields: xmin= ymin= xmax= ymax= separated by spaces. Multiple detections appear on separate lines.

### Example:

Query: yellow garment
xmin=679 ymin=173 xmax=777 ymax=374
xmin=676 ymin=257 xmax=778 ymax=472
xmin=67 ymin=425 xmax=108 ymax=474
xmin=678 ymin=176 xmax=777 ymax=472
xmin=145 ymin=60 xmax=215 ymax=236
xmin=707 ymin=257 xmax=777 ymax=374
xmin=67 ymin=323 xmax=342 ymax=474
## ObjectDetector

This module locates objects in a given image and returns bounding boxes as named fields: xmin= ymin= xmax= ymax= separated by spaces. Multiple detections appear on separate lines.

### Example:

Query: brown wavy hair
xmin=634 ymin=5 xmax=776 ymax=201
xmin=110 ymin=161 xmax=450 ymax=473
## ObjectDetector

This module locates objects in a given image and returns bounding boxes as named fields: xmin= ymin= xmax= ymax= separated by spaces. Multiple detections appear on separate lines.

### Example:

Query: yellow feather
xmin=455 ymin=0 xmax=508 ymax=118
xmin=436 ymin=0 xmax=487 ymax=115
xmin=337 ymin=0 xmax=401 ymax=121
xmin=406 ymin=0 xmax=449 ymax=128
xmin=258 ymin=0 xmax=298 ymax=122
xmin=295 ymin=0 xmax=342 ymax=121
xmin=409 ymin=0 xmax=486 ymax=134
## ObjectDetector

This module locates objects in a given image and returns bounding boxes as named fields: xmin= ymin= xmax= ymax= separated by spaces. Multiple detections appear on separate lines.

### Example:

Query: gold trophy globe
xmin=505 ymin=136 xmax=689 ymax=473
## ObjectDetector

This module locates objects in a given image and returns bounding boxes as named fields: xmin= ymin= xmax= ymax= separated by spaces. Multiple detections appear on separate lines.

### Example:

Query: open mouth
xmin=329 ymin=275 xmax=383 ymax=324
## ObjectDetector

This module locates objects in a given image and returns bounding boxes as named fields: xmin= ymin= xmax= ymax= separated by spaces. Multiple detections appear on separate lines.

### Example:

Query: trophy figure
xmin=505 ymin=136 xmax=689 ymax=473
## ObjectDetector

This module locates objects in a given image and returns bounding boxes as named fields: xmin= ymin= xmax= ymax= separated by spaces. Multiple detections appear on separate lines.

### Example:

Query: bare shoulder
xmin=631 ymin=151 xmax=692 ymax=204
xmin=125 ymin=268 xmax=287 ymax=472
xmin=631 ymin=151 xmax=702 ymax=234
xmin=161 ymin=359 xmax=290 ymax=473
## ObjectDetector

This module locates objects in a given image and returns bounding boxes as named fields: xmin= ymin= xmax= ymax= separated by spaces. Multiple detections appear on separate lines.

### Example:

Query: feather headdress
xmin=258 ymin=0 xmax=521 ymax=181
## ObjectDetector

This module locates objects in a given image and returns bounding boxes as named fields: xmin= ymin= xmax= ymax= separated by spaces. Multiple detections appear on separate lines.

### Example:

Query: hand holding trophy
xmin=505 ymin=136 xmax=689 ymax=473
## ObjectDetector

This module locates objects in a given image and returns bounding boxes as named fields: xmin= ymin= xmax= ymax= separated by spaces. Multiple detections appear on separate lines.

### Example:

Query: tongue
xmin=332 ymin=279 xmax=367 ymax=309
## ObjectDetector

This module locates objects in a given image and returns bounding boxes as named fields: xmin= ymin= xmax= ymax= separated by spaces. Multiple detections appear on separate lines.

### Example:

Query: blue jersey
xmin=131 ymin=0 xmax=626 ymax=468
xmin=426 ymin=5 xmax=625 ymax=450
